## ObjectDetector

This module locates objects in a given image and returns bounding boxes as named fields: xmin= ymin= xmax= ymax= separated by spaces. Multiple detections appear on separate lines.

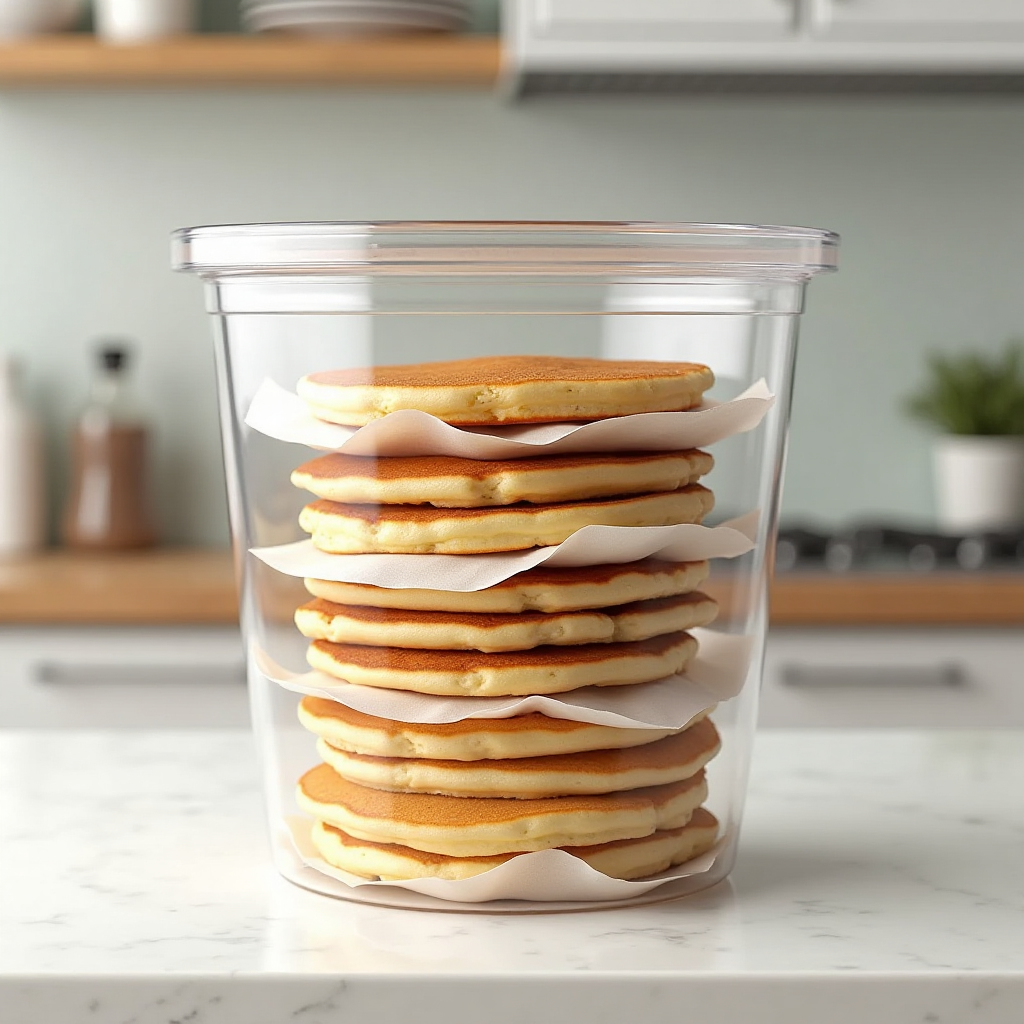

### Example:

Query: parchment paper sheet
xmin=256 ymin=629 xmax=752 ymax=729
xmin=245 ymin=378 xmax=774 ymax=458
xmin=251 ymin=511 xmax=758 ymax=591
xmin=280 ymin=815 xmax=725 ymax=905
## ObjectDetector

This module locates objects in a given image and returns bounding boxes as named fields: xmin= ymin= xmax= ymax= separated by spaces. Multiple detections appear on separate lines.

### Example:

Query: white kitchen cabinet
xmin=505 ymin=0 xmax=1024 ymax=91
xmin=529 ymin=0 xmax=797 ymax=41
xmin=7 ymin=624 xmax=1020 ymax=730
xmin=814 ymin=1 xmax=1024 ymax=41
xmin=760 ymin=628 xmax=1024 ymax=728
xmin=0 ymin=626 xmax=247 ymax=728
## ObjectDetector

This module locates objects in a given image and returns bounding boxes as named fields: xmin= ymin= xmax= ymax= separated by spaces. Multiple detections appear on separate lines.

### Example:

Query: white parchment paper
xmin=245 ymin=378 xmax=774 ymax=457
xmin=256 ymin=629 xmax=751 ymax=729
xmin=251 ymin=511 xmax=758 ymax=590
xmin=280 ymin=816 xmax=725 ymax=904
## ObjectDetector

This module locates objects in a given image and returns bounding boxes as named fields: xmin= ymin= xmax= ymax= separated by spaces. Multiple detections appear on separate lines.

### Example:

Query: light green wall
xmin=1 ymin=90 xmax=1022 ymax=544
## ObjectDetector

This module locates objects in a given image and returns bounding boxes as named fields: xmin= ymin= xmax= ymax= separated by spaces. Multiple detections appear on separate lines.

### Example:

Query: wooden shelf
xmin=0 ymin=34 xmax=501 ymax=87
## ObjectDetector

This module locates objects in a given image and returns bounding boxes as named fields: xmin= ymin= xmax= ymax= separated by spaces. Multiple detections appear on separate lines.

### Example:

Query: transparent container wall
xmin=202 ymin=269 xmax=806 ymax=905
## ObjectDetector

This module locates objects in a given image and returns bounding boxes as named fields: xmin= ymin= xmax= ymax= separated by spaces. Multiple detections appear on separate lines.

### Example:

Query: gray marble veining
xmin=1 ymin=729 xmax=1022 ymax=1023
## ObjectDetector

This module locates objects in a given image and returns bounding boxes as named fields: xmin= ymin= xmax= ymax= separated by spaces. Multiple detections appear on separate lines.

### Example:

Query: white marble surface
xmin=1 ymin=728 xmax=1022 ymax=1024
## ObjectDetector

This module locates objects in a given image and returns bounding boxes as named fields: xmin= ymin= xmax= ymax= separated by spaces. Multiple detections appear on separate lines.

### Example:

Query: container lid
xmin=171 ymin=221 xmax=838 ymax=280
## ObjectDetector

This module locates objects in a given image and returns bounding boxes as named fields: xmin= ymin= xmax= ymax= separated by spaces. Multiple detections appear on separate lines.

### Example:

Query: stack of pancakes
xmin=288 ymin=355 xmax=725 ymax=883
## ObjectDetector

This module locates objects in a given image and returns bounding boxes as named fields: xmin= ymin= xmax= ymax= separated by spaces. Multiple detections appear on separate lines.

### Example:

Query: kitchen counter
xmin=0 ymin=548 xmax=238 ymax=625
xmin=2 ymin=549 xmax=1023 ymax=626
xmin=2 ymin=729 xmax=1022 ymax=1024
xmin=768 ymin=571 xmax=1024 ymax=626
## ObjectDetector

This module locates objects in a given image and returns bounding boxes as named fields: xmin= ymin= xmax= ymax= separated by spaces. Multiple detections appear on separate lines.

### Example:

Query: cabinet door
xmin=531 ymin=0 xmax=797 ymax=41
xmin=0 ymin=626 xmax=247 ymax=728
xmin=818 ymin=0 xmax=1024 ymax=41
xmin=760 ymin=628 xmax=1024 ymax=728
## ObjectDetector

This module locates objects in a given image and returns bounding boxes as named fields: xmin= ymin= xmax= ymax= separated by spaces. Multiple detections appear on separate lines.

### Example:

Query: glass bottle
xmin=0 ymin=353 xmax=46 ymax=557
xmin=62 ymin=343 xmax=157 ymax=550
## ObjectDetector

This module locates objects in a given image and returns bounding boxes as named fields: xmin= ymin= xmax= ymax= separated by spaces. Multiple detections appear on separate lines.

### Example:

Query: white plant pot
xmin=933 ymin=435 xmax=1024 ymax=533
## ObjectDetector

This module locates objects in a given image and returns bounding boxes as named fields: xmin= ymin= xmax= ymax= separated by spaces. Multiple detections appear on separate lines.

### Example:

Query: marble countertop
xmin=1 ymin=728 xmax=1022 ymax=1024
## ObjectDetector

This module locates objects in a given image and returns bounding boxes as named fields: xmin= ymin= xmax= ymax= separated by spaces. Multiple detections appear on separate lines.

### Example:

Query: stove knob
xmin=957 ymin=537 xmax=988 ymax=571
xmin=824 ymin=539 xmax=855 ymax=573
xmin=908 ymin=543 xmax=937 ymax=572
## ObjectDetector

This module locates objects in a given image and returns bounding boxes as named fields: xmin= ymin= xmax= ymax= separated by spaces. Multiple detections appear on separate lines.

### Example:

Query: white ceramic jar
xmin=93 ymin=0 xmax=195 ymax=42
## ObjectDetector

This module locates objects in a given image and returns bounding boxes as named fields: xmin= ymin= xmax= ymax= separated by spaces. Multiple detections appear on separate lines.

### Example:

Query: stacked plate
xmin=242 ymin=0 xmax=473 ymax=34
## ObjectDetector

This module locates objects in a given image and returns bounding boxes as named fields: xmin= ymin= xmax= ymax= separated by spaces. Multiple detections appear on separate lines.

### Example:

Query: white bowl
xmin=0 ymin=0 xmax=84 ymax=39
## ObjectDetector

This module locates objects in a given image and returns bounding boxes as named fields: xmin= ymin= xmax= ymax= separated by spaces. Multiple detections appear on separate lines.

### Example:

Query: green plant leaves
xmin=905 ymin=341 xmax=1024 ymax=435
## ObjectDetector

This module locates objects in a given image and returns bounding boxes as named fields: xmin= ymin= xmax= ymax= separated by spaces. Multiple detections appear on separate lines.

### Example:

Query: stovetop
xmin=776 ymin=523 xmax=1024 ymax=574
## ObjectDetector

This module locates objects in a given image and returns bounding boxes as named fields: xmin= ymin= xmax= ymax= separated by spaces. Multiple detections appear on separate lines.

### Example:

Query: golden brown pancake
xmin=311 ymin=807 xmax=720 ymax=881
xmin=297 ymin=355 xmax=715 ymax=426
xmin=315 ymin=716 xmax=721 ymax=798
xmin=295 ymin=591 xmax=719 ymax=652
xmin=297 ymin=762 xmax=708 ymax=855
xmin=291 ymin=449 xmax=713 ymax=507
xmin=299 ymin=485 xmax=714 ymax=554
xmin=297 ymin=696 xmax=713 ymax=761
xmin=304 ymin=558 xmax=711 ymax=614
xmin=306 ymin=630 xmax=698 ymax=696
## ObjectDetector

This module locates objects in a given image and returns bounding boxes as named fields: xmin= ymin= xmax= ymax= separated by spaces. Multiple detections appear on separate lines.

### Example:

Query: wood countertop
xmin=0 ymin=550 xmax=1022 ymax=627
xmin=769 ymin=571 xmax=1024 ymax=627
xmin=0 ymin=549 xmax=239 ymax=625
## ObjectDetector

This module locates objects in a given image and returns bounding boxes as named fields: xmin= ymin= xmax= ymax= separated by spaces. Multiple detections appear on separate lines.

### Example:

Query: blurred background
xmin=0 ymin=0 xmax=1022 ymax=731
xmin=0 ymin=0 xmax=1020 ymax=544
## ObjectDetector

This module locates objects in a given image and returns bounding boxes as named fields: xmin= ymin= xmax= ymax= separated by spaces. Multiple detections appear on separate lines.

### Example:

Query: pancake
xmin=306 ymin=630 xmax=698 ymax=697
xmin=296 ymin=762 xmax=708 ymax=856
xmin=297 ymin=695 xmax=713 ymax=761
xmin=295 ymin=591 xmax=719 ymax=652
xmin=299 ymin=485 xmax=714 ymax=555
xmin=291 ymin=449 xmax=713 ymax=507
xmin=312 ymin=808 xmax=720 ymax=881
xmin=297 ymin=355 xmax=715 ymax=426
xmin=315 ymin=716 xmax=721 ymax=798
xmin=304 ymin=558 xmax=711 ymax=614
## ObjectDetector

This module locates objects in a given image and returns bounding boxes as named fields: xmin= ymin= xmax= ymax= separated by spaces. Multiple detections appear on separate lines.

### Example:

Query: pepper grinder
xmin=62 ymin=343 xmax=157 ymax=550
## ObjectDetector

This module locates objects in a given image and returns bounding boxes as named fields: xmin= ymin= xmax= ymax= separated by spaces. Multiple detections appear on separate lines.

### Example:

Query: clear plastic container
xmin=173 ymin=222 xmax=838 ymax=912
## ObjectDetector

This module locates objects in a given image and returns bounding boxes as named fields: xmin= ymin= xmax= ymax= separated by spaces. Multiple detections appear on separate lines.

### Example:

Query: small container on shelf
xmin=0 ymin=0 xmax=84 ymax=41
xmin=93 ymin=0 xmax=195 ymax=43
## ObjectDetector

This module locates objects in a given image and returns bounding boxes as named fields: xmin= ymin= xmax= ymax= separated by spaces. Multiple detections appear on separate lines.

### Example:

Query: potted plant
xmin=906 ymin=342 xmax=1024 ymax=533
